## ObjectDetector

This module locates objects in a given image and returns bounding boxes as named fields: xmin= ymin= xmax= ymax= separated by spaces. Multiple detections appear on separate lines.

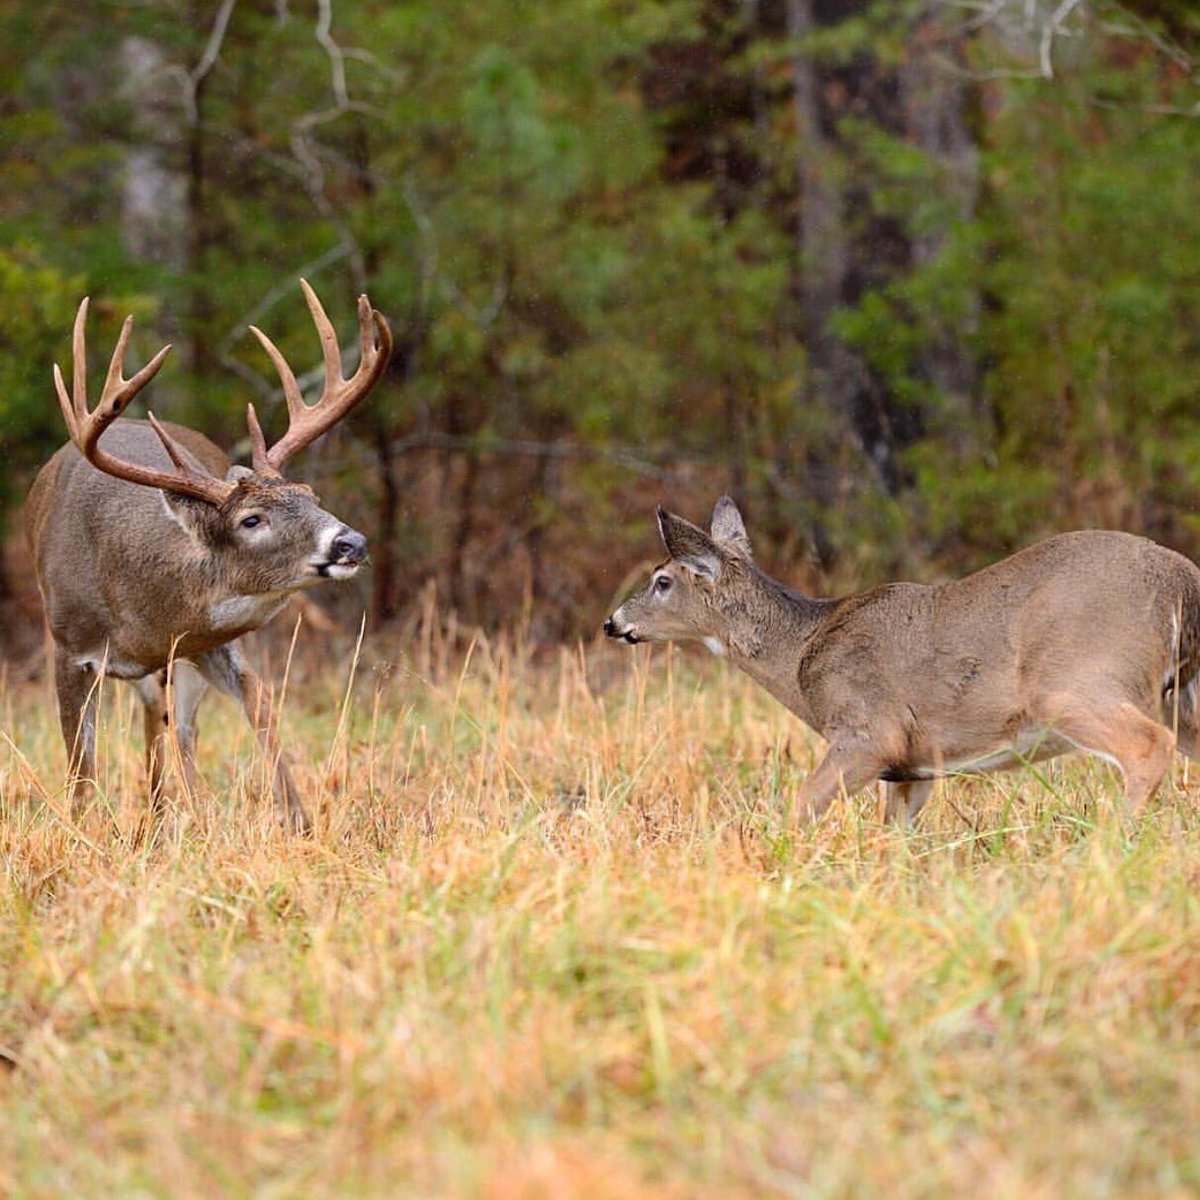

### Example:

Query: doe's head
xmin=604 ymin=496 xmax=752 ymax=651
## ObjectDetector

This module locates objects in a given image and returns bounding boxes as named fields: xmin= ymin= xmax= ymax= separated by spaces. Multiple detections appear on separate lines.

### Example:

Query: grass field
xmin=3 ymin=614 xmax=1200 ymax=1198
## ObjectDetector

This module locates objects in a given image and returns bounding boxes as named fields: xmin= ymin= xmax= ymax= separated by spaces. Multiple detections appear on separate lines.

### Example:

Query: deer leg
xmin=1168 ymin=676 xmax=1200 ymax=760
xmin=883 ymin=778 xmax=935 ymax=827
xmin=167 ymin=660 xmax=208 ymax=800
xmin=134 ymin=671 xmax=170 ymax=814
xmin=793 ymin=744 xmax=881 ymax=824
xmin=1039 ymin=694 xmax=1175 ymax=815
xmin=53 ymin=649 xmax=100 ymax=818
xmin=195 ymin=644 xmax=311 ymax=835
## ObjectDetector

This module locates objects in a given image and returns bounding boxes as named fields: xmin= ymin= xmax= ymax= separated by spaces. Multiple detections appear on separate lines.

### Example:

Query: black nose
xmin=332 ymin=529 xmax=368 ymax=563
xmin=603 ymin=617 xmax=616 ymax=638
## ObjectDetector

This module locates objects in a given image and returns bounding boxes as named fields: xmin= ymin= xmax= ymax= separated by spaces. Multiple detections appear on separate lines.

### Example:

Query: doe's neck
xmin=708 ymin=564 xmax=830 ymax=717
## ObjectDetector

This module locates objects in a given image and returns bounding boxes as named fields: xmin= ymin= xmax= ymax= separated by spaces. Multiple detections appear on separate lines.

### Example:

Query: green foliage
xmin=0 ymin=249 xmax=85 ymax=522
xmin=0 ymin=0 xmax=1198 ymax=624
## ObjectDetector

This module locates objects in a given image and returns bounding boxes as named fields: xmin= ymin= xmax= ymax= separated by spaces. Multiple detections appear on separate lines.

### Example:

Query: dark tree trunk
xmin=900 ymin=8 xmax=982 ymax=447
xmin=371 ymin=418 xmax=399 ymax=627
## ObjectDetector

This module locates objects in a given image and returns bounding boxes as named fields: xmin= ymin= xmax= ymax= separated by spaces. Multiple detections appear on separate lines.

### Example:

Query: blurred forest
xmin=0 ymin=0 xmax=1197 ymax=650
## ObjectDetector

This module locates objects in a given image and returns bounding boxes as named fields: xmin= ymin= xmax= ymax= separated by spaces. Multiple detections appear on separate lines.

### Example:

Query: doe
xmin=605 ymin=497 xmax=1200 ymax=824
xmin=26 ymin=280 xmax=392 ymax=832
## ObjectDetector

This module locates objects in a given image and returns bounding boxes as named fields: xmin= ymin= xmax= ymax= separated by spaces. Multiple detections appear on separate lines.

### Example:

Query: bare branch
xmin=1040 ymin=0 xmax=1084 ymax=78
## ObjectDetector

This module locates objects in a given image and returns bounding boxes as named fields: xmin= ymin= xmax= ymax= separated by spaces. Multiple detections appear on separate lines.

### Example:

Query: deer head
xmin=29 ymin=280 xmax=393 ymax=832
xmin=605 ymin=496 xmax=756 ymax=653
xmin=52 ymin=280 xmax=391 ymax=598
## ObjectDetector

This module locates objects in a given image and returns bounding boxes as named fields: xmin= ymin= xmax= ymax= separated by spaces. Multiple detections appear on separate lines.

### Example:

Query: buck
xmin=26 ymin=281 xmax=392 ymax=833
xmin=604 ymin=496 xmax=1200 ymax=824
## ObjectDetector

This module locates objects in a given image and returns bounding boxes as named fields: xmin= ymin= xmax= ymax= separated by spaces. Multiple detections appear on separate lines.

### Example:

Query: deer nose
xmin=331 ymin=529 xmax=368 ymax=564
xmin=603 ymin=617 xmax=617 ymax=638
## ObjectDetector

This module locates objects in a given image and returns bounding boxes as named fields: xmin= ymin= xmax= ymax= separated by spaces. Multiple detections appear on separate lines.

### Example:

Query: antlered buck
xmin=26 ymin=281 xmax=392 ymax=833
xmin=605 ymin=497 xmax=1200 ymax=824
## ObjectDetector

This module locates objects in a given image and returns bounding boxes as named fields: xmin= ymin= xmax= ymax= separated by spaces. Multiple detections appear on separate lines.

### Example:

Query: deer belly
xmin=882 ymin=727 xmax=1072 ymax=781
xmin=934 ymin=727 xmax=1073 ymax=777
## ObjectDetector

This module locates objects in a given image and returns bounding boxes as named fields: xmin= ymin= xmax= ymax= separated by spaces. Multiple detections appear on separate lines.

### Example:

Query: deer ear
xmin=657 ymin=506 xmax=723 ymax=579
xmin=160 ymin=489 xmax=218 ymax=542
xmin=225 ymin=465 xmax=254 ymax=484
xmin=710 ymin=495 xmax=752 ymax=560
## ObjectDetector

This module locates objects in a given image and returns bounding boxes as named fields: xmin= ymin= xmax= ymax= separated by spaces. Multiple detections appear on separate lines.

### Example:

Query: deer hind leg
xmin=134 ymin=672 xmax=170 ymax=814
xmin=133 ymin=662 xmax=208 ymax=813
xmin=1038 ymin=693 xmax=1175 ymax=816
xmin=883 ymin=778 xmax=935 ymax=827
xmin=1167 ymin=675 xmax=1200 ymax=760
xmin=167 ymin=660 xmax=208 ymax=800
xmin=195 ymin=643 xmax=311 ymax=835
xmin=53 ymin=650 xmax=100 ymax=818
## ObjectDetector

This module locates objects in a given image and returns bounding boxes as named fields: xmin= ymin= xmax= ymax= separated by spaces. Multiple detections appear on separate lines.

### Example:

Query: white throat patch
xmin=702 ymin=636 xmax=726 ymax=658
xmin=208 ymin=593 xmax=289 ymax=633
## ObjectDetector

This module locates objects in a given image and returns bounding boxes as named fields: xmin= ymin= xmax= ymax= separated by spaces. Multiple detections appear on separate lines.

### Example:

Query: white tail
xmin=605 ymin=497 xmax=1200 ymax=824
xmin=26 ymin=281 xmax=392 ymax=832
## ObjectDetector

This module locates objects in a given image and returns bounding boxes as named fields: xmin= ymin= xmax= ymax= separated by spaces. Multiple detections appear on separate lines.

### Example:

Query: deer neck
xmin=713 ymin=566 xmax=831 ymax=722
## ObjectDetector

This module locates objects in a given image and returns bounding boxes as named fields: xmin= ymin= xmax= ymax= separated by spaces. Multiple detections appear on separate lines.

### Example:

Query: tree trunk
xmin=900 ymin=8 xmax=982 ymax=447
xmin=371 ymin=418 xmax=400 ymax=628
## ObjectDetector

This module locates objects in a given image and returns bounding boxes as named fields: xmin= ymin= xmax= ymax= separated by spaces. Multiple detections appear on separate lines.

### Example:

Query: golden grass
xmin=3 ymin=619 xmax=1200 ymax=1198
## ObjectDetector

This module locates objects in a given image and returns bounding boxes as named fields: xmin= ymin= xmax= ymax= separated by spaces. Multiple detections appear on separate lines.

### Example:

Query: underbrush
xmin=2 ymin=624 xmax=1199 ymax=1198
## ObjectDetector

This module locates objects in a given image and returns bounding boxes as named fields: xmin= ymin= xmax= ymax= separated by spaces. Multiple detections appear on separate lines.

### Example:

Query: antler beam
xmin=54 ymin=299 xmax=236 ymax=506
xmin=246 ymin=279 xmax=393 ymax=475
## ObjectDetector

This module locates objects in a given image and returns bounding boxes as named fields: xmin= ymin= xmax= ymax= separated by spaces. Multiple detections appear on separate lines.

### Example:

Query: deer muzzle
xmin=603 ymin=614 xmax=639 ymax=644
xmin=315 ymin=526 xmax=369 ymax=579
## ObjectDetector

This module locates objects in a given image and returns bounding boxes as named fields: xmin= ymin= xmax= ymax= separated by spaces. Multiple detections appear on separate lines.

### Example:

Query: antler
xmin=53 ymin=298 xmax=236 ymax=506
xmin=245 ymin=279 xmax=393 ymax=475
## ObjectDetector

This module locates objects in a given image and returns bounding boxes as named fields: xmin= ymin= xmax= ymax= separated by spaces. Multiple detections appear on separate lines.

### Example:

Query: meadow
xmin=2 ymin=606 xmax=1199 ymax=1198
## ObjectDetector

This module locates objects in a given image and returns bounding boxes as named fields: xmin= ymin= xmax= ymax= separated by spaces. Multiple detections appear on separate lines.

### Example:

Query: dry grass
xmin=3 ymin=617 xmax=1200 ymax=1198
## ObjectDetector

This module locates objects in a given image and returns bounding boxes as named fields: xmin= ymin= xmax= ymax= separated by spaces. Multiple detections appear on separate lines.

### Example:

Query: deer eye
xmin=654 ymin=575 xmax=672 ymax=594
xmin=240 ymin=514 xmax=263 ymax=529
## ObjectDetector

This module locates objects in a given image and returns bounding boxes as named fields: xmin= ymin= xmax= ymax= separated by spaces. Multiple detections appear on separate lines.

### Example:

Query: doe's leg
xmin=196 ymin=642 xmax=311 ymax=835
xmin=1039 ymin=693 xmax=1175 ymax=816
xmin=883 ymin=778 xmax=935 ymax=827
xmin=792 ymin=743 xmax=881 ymax=824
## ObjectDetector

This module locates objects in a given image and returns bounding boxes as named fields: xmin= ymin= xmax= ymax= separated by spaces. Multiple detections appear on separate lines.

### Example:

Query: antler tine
xmin=52 ymin=299 xmax=234 ymax=507
xmin=70 ymin=297 xmax=90 ymax=433
xmin=301 ymin=278 xmax=344 ymax=410
xmin=246 ymin=279 xmax=393 ymax=474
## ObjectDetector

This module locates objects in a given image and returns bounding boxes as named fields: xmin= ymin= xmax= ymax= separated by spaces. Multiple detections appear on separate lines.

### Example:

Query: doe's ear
xmin=710 ymin=495 xmax=752 ymax=560
xmin=657 ymin=505 xmax=723 ymax=580
xmin=225 ymin=464 xmax=254 ymax=484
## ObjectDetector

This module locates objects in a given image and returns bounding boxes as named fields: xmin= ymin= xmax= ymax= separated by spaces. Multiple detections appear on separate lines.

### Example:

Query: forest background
xmin=0 ymin=0 xmax=1196 ymax=652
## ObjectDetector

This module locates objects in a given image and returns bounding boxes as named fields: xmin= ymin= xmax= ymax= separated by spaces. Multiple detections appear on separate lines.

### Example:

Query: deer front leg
xmin=196 ymin=643 xmax=311 ymax=835
xmin=54 ymin=649 xmax=100 ymax=818
xmin=792 ymin=742 xmax=882 ymax=824
xmin=883 ymin=778 xmax=935 ymax=827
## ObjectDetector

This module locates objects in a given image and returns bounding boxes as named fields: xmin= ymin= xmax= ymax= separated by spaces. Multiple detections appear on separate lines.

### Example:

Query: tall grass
xmin=2 ymin=615 xmax=1199 ymax=1198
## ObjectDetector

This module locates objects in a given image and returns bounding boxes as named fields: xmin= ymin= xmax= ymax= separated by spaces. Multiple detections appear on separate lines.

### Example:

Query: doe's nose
xmin=603 ymin=617 xmax=617 ymax=638
xmin=332 ymin=528 xmax=368 ymax=563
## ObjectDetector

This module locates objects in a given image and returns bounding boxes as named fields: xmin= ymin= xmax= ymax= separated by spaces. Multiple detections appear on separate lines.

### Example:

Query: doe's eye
xmin=654 ymin=575 xmax=672 ymax=594
xmin=240 ymin=514 xmax=263 ymax=530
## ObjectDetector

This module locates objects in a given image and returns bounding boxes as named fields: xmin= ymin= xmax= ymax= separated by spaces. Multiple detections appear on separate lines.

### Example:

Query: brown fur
xmin=27 ymin=422 xmax=367 ymax=834
xmin=606 ymin=496 xmax=1200 ymax=825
